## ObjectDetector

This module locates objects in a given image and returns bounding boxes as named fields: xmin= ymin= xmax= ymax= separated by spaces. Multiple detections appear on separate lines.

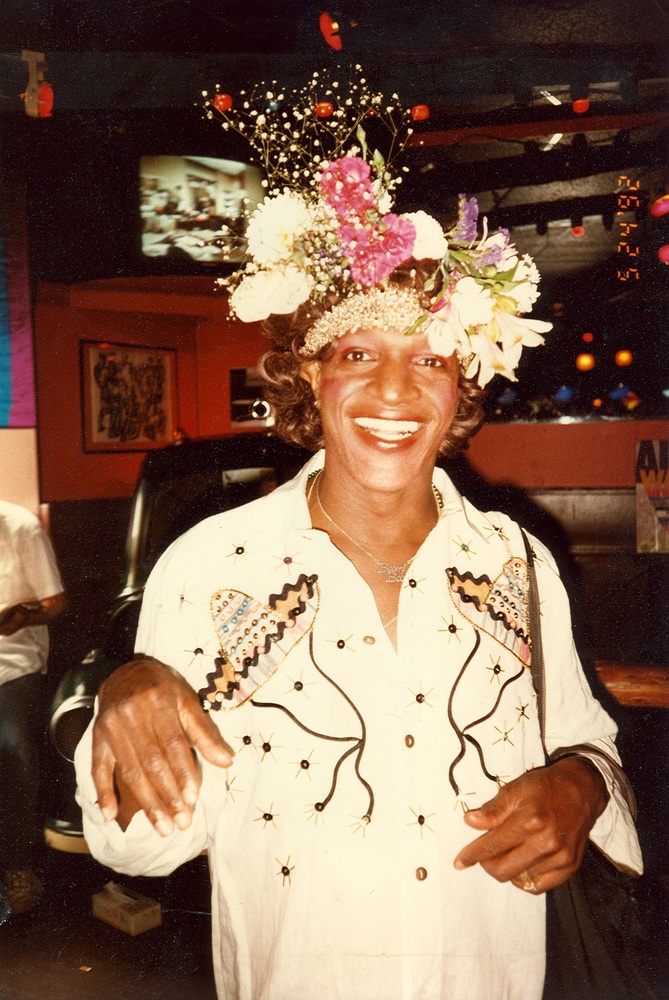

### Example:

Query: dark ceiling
xmin=2 ymin=1 xmax=667 ymax=273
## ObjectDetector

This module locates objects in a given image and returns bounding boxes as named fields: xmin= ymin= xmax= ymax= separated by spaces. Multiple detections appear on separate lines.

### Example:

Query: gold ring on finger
xmin=519 ymin=870 xmax=538 ymax=893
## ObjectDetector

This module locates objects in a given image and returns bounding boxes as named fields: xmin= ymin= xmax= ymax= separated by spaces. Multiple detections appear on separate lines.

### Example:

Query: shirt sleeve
xmin=529 ymin=532 xmax=643 ymax=876
xmin=16 ymin=518 xmax=64 ymax=603
xmin=74 ymin=719 xmax=210 ymax=877
xmin=73 ymin=533 xmax=227 ymax=876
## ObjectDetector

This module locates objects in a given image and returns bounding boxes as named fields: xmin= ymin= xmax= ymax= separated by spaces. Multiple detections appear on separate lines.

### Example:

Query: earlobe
xmin=299 ymin=360 xmax=322 ymax=400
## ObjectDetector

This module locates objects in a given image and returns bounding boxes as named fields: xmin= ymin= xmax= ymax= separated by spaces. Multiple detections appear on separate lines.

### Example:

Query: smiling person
xmin=74 ymin=73 xmax=642 ymax=1000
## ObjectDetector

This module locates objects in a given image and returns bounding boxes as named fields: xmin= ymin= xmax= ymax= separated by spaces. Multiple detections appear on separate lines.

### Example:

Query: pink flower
xmin=320 ymin=156 xmax=377 ymax=221
xmin=339 ymin=214 xmax=416 ymax=285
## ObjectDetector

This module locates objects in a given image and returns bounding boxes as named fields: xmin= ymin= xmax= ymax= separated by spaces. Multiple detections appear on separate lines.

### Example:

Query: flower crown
xmin=204 ymin=67 xmax=551 ymax=387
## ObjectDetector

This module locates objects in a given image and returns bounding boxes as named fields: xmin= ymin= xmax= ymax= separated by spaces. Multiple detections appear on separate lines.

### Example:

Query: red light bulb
xmin=650 ymin=195 xmax=669 ymax=218
xmin=319 ymin=11 xmax=342 ymax=50
xmin=213 ymin=93 xmax=233 ymax=113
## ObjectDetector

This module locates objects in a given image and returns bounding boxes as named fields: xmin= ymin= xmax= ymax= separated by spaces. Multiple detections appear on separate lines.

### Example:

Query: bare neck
xmin=309 ymin=466 xmax=439 ymax=553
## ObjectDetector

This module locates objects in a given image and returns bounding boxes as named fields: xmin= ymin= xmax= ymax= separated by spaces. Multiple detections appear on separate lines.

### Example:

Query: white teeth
xmin=354 ymin=417 xmax=422 ymax=440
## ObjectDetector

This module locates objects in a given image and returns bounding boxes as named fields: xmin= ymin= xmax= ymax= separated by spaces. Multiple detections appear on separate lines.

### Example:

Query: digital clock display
xmin=616 ymin=175 xmax=641 ymax=281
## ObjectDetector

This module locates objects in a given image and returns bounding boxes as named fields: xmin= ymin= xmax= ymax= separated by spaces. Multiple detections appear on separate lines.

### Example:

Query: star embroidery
xmin=493 ymin=722 xmax=515 ymax=747
xmin=439 ymin=616 xmax=462 ymax=642
xmin=454 ymin=536 xmax=476 ymax=558
xmin=226 ymin=542 xmax=248 ymax=562
xmin=487 ymin=656 xmax=505 ymax=684
xmin=276 ymin=857 xmax=295 ymax=885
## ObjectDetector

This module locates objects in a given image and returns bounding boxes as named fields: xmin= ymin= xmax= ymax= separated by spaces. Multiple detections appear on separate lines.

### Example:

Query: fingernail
xmin=100 ymin=805 xmax=114 ymax=823
xmin=174 ymin=810 xmax=191 ymax=830
xmin=155 ymin=815 xmax=173 ymax=837
xmin=453 ymin=859 xmax=465 ymax=870
xmin=183 ymin=783 xmax=198 ymax=807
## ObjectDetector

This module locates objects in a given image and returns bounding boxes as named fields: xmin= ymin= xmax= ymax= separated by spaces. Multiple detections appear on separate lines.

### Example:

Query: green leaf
xmin=356 ymin=124 xmax=368 ymax=159
xmin=405 ymin=313 xmax=429 ymax=336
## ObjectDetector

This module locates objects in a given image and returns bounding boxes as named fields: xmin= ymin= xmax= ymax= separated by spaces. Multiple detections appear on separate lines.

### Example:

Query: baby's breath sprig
xmin=202 ymin=65 xmax=413 ymax=197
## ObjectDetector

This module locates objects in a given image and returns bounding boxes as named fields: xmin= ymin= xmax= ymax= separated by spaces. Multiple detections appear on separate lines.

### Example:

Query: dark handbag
xmin=521 ymin=530 xmax=656 ymax=1000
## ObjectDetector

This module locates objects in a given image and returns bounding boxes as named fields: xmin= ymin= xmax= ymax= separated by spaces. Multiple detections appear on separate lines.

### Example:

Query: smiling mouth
xmin=353 ymin=417 xmax=424 ymax=441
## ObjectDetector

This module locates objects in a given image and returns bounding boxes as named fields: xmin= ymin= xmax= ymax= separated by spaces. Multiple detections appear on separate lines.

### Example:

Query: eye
xmin=343 ymin=349 xmax=373 ymax=362
xmin=416 ymin=356 xmax=445 ymax=368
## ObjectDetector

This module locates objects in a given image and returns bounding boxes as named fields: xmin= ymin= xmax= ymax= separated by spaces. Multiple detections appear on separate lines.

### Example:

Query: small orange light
xmin=572 ymin=99 xmax=590 ymax=114
xmin=593 ymin=398 xmax=602 ymax=408
xmin=571 ymin=225 xmax=586 ymax=238
xmin=576 ymin=353 xmax=595 ymax=372
xmin=411 ymin=104 xmax=430 ymax=121
xmin=314 ymin=101 xmax=334 ymax=117
xmin=615 ymin=349 xmax=633 ymax=367
xmin=582 ymin=332 xmax=594 ymax=343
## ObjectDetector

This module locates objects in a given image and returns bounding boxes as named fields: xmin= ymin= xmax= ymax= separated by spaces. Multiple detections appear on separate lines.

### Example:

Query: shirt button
xmin=405 ymin=734 xmax=415 ymax=748
xmin=363 ymin=635 xmax=376 ymax=645
xmin=415 ymin=867 xmax=428 ymax=881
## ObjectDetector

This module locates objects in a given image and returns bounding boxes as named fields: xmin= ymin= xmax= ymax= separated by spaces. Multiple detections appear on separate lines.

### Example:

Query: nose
xmin=372 ymin=355 xmax=419 ymax=404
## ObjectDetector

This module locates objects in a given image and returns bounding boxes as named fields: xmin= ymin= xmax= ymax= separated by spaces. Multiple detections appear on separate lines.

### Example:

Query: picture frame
xmin=80 ymin=341 xmax=177 ymax=453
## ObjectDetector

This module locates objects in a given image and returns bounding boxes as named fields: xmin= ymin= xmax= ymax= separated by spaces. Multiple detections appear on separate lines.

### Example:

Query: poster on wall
xmin=636 ymin=439 xmax=669 ymax=553
xmin=80 ymin=341 xmax=177 ymax=452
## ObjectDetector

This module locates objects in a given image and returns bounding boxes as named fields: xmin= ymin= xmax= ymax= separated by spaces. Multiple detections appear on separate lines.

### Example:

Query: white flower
xmin=229 ymin=266 xmax=314 ymax=322
xmin=245 ymin=192 xmax=314 ymax=266
xmin=426 ymin=278 xmax=494 ymax=363
xmin=506 ymin=280 xmax=540 ymax=313
xmin=425 ymin=317 xmax=459 ymax=360
xmin=494 ymin=309 xmax=552 ymax=352
xmin=466 ymin=332 xmax=517 ymax=386
xmin=376 ymin=188 xmax=393 ymax=215
xmin=466 ymin=310 xmax=552 ymax=385
xmin=402 ymin=211 xmax=448 ymax=260
xmin=450 ymin=276 xmax=495 ymax=328
xmin=515 ymin=253 xmax=540 ymax=285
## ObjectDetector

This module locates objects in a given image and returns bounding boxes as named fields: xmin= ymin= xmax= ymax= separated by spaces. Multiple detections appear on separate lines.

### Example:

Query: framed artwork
xmin=80 ymin=341 xmax=177 ymax=452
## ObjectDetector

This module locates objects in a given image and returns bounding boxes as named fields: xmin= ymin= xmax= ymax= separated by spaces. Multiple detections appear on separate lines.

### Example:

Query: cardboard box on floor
xmin=92 ymin=881 xmax=162 ymax=936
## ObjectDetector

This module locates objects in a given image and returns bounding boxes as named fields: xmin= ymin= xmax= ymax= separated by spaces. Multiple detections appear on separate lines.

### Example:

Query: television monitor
xmin=139 ymin=155 xmax=264 ymax=266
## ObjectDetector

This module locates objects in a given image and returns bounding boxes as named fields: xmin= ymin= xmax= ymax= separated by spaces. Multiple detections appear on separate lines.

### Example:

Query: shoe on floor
xmin=4 ymin=869 xmax=44 ymax=915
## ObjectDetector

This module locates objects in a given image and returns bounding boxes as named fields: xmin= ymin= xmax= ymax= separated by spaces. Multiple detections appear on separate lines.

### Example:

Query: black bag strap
xmin=520 ymin=528 xmax=638 ymax=819
xmin=521 ymin=529 xmax=547 ymax=753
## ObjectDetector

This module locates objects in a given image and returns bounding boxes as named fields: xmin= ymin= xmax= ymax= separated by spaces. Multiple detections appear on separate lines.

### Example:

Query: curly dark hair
xmin=258 ymin=266 xmax=486 ymax=459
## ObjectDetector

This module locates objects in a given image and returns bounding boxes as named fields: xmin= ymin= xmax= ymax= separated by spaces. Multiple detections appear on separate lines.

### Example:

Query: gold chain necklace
xmin=314 ymin=470 xmax=442 ymax=585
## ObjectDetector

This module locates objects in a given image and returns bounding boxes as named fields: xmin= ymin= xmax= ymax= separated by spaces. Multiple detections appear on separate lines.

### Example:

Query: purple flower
xmin=455 ymin=194 xmax=479 ymax=243
xmin=479 ymin=228 xmax=511 ymax=268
